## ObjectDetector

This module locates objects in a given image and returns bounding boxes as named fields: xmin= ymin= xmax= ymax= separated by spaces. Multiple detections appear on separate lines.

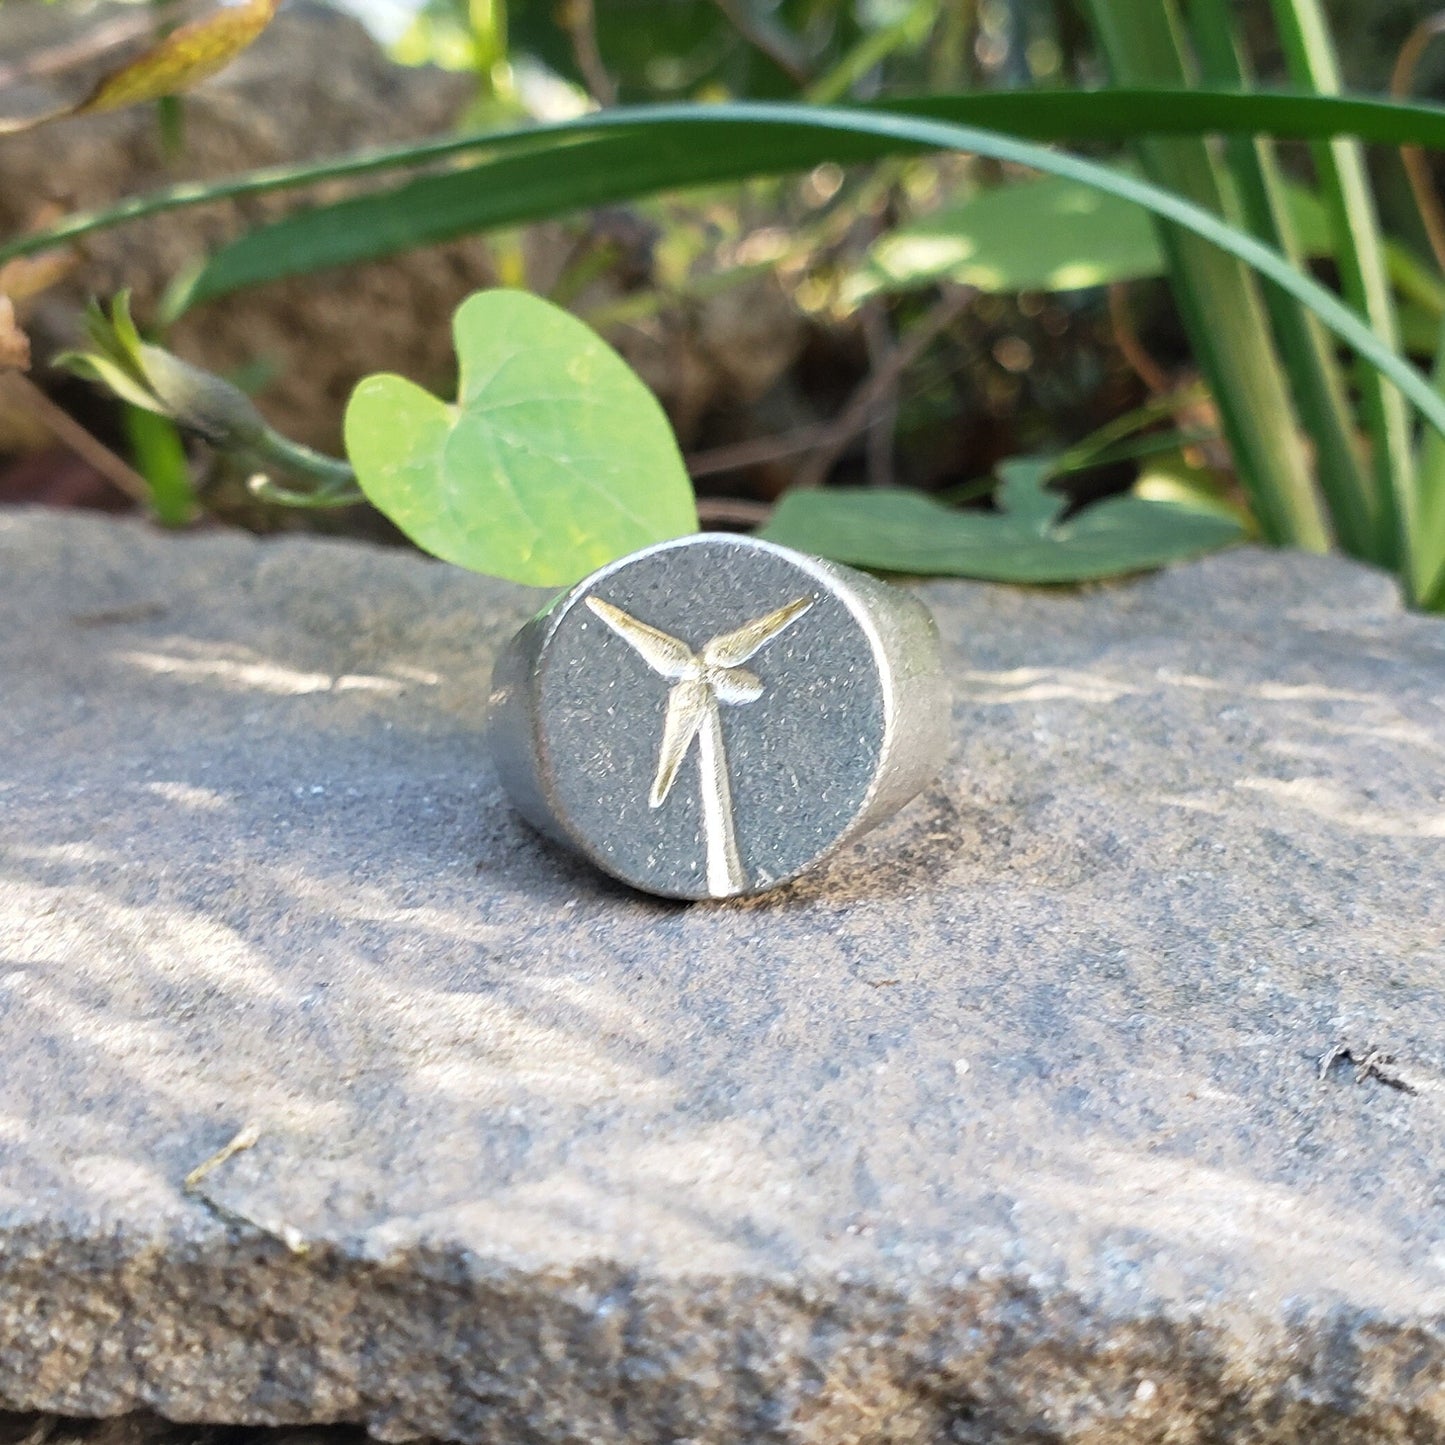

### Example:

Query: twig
xmin=184 ymin=1120 xmax=261 ymax=1190
xmin=0 ymin=296 xmax=29 ymax=371
xmin=0 ymin=372 xmax=151 ymax=504
xmin=1107 ymin=282 xmax=1173 ymax=396
xmin=0 ymin=244 xmax=81 ymax=304
xmin=793 ymin=284 xmax=974 ymax=490
xmin=558 ymin=0 xmax=616 ymax=106
xmin=1318 ymin=1043 xmax=1419 ymax=1096
xmin=695 ymin=495 xmax=772 ymax=528
xmin=689 ymin=288 xmax=972 ymax=489
xmin=859 ymin=299 xmax=898 ymax=488
xmin=18 ymin=1417 xmax=56 ymax=1445
xmin=687 ymin=421 xmax=832 ymax=479
xmin=707 ymin=0 xmax=811 ymax=86
xmin=1390 ymin=13 xmax=1445 ymax=274
xmin=182 ymin=1121 xmax=308 ymax=1253
xmin=0 ymin=9 xmax=159 ymax=88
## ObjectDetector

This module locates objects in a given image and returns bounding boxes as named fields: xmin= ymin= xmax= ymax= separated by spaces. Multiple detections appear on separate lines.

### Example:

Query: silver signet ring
xmin=488 ymin=533 xmax=950 ymax=900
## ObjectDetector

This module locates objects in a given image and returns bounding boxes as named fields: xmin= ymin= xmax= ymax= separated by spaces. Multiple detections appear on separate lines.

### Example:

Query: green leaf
xmin=123 ymin=404 xmax=196 ymax=528
xmin=1412 ymin=319 xmax=1445 ymax=609
xmin=17 ymin=89 xmax=1445 ymax=279
xmin=759 ymin=460 xmax=1244 ymax=583
xmin=1084 ymin=0 xmax=1328 ymax=552
xmin=1188 ymin=1 xmax=1380 ymax=564
xmin=853 ymin=172 xmax=1167 ymax=297
xmin=58 ymin=351 xmax=161 ymax=415
xmin=850 ymin=169 xmax=1428 ymax=303
xmin=129 ymin=102 xmax=1445 ymax=479
xmin=343 ymin=289 xmax=698 ymax=587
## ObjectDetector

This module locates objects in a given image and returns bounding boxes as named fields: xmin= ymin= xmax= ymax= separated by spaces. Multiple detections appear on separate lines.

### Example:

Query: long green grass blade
xmin=1271 ymin=0 xmax=1413 ymax=572
xmin=1187 ymin=0 xmax=1377 ymax=559
xmin=1084 ymin=1 xmax=1327 ymax=548
xmin=1413 ymin=321 xmax=1445 ymax=608
xmin=10 ymin=96 xmax=1445 ymax=477
xmin=13 ymin=89 xmax=1445 ymax=271
xmin=133 ymin=102 xmax=1445 ymax=471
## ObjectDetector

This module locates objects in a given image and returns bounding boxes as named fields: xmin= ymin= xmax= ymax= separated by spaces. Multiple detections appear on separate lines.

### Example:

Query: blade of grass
xmin=9 ymin=98 xmax=1445 ymax=471
xmin=15 ymin=89 xmax=1445 ymax=272
xmin=1054 ymin=384 xmax=1209 ymax=475
xmin=1063 ymin=426 xmax=1222 ymax=475
xmin=1186 ymin=0 xmax=1377 ymax=560
xmin=806 ymin=0 xmax=935 ymax=104
xmin=1270 ymin=0 xmax=1413 ymax=574
xmin=1413 ymin=320 xmax=1445 ymax=608
xmin=1083 ymin=0 xmax=1328 ymax=549
xmin=153 ymin=105 xmax=1445 ymax=461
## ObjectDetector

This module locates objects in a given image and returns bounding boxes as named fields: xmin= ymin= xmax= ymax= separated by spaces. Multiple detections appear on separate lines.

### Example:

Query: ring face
xmin=489 ymin=534 xmax=948 ymax=900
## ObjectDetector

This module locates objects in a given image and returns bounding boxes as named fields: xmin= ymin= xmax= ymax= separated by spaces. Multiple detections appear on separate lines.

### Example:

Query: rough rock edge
xmin=1 ymin=1223 xmax=1440 ymax=1444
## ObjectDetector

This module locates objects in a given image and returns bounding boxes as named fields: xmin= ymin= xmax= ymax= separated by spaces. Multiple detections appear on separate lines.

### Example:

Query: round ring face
xmin=534 ymin=536 xmax=890 ymax=898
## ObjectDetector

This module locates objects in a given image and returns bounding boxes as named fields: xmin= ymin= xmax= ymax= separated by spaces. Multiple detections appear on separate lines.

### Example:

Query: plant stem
xmin=1083 ymin=0 xmax=1330 ymax=549
xmin=1270 ymin=0 xmax=1412 ymax=569
xmin=806 ymin=0 xmax=936 ymax=104
xmin=1187 ymin=0 xmax=1377 ymax=559
xmin=251 ymin=428 xmax=357 ymax=490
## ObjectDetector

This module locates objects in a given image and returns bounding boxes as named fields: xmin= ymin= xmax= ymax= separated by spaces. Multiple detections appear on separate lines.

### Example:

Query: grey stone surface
xmin=0 ymin=508 xmax=1442 ymax=1444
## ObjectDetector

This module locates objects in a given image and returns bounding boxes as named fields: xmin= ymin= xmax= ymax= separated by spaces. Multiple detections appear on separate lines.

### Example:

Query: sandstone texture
xmin=0 ymin=509 xmax=1441 ymax=1443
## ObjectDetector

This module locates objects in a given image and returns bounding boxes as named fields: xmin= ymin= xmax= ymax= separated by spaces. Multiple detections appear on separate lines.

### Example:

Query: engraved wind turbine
xmin=584 ymin=592 xmax=816 ymax=896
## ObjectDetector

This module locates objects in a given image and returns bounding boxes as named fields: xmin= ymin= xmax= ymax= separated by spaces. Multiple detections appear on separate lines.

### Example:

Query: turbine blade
xmin=702 ymin=593 xmax=816 ymax=668
xmin=697 ymin=694 xmax=746 ymax=895
xmin=650 ymin=678 xmax=708 ymax=808
xmin=710 ymin=666 xmax=762 ymax=705
xmin=585 ymin=596 xmax=696 ymax=678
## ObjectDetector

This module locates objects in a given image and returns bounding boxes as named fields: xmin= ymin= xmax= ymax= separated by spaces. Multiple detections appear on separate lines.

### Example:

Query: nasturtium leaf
xmin=851 ymin=173 xmax=1166 ymax=298
xmin=344 ymin=289 xmax=698 ymax=587
xmin=848 ymin=170 xmax=1428 ymax=303
xmin=760 ymin=459 xmax=1243 ymax=583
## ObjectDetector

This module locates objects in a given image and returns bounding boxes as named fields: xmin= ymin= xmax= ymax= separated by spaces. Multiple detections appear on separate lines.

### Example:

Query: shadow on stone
xmin=0 ymin=513 xmax=1442 ymax=1442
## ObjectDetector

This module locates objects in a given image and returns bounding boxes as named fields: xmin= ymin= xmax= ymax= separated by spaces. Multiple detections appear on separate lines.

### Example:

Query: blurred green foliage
xmin=12 ymin=0 xmax=1445 ymax=606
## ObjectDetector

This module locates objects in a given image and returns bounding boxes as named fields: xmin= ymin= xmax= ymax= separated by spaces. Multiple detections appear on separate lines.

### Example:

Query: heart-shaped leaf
xmin=760 ymin=459 xmax=1243 ymax=583
xmin=344 ymin=289 xmax=698 ymax=587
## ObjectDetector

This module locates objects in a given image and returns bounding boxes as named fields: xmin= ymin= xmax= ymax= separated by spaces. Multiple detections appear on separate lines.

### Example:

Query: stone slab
xmin=0 ymin=508 xmax=1442 ymax=1443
